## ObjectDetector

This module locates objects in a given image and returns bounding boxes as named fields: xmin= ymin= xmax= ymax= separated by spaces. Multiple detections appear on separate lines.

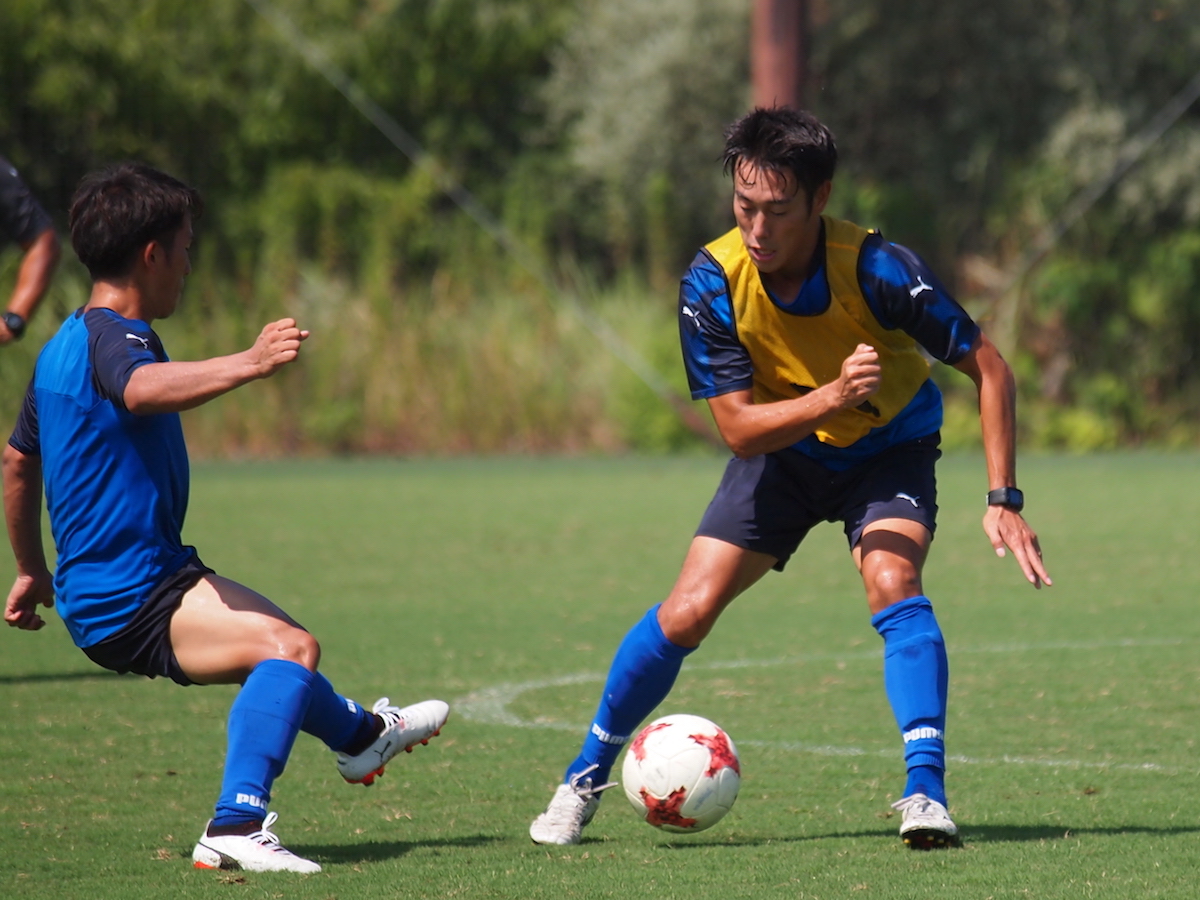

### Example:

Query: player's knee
xmin=864 ymin=564 xmax=921 ymax=610
xmin=271 ymin=626 xmax=321 ymax=671
xmin=660 ymin=592 xmax=727 ymax=646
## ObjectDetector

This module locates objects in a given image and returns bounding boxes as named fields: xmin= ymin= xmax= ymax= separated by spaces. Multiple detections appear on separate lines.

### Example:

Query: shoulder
xmin=858 ymin=234 xmax=928 ymax=287
xmin=84 ymin=308 xmax=160 ymax=347
xmin=681 ymin=249 xmax=737 ymax=332
xmin=682 ymin=248 xmax=729 ymax=297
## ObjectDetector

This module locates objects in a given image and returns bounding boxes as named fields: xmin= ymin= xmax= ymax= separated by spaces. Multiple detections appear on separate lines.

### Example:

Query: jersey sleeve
xmin=679 ymin=250 xmax=754 ymax=399
xmin=8 ymin=377 xmax=40 ymax=455
xmin=0 ymin=157 xmax=53 ymax=248
xmin=85 ymin=310 xmax=165 ymax=409
xmin=858 ymin=235 xmax=980 ymax=364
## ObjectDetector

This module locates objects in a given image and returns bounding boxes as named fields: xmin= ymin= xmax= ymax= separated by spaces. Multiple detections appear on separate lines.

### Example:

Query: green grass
xmin=2 ymin=453 xmax=1200 ymax=899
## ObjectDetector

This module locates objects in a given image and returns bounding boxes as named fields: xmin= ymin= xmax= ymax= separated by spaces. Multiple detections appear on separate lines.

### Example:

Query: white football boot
xmin=529 ymin=764 xmax=617 ymax=845
xmin=891 ymin=793 xmax=960 ymax=849
xmin=337 ymin=697 xmax=450 ymax=785
xmin=192 ymin=812 xmax=321 ymax=873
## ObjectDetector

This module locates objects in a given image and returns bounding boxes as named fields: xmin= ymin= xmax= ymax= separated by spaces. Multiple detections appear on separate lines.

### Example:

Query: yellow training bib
xmin=704 ymin=217 xmax=930 ymax=447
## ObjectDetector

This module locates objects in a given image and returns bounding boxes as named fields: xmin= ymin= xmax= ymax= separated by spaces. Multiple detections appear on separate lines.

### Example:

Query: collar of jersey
xmin=761 ymin=230 xmax=831 ymax=317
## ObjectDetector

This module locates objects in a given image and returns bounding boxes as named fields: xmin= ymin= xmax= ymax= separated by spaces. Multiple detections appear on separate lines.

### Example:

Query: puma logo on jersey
xmin=126 ymin=333 xmax=150 ymax=348
xmin=895 ymin=492 xmax=920 ymax=507
xmin=681 ymin=306 xmax=700 ymax=327
xmin=909 ymin=276 xmax=932 ymax=298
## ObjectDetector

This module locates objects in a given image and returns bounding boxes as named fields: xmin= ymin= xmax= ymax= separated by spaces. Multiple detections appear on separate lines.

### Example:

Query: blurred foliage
xmin=3 ymin=0 xmax=1200 ymax=453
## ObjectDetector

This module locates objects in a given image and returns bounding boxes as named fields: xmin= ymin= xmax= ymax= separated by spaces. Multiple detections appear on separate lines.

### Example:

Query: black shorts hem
xmin=695 ymin=434 xmax=941 ymax=572
xmin=81 ymin=554 xmax=214 ymax=686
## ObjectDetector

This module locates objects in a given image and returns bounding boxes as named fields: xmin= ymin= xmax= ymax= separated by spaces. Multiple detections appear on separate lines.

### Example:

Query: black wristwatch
xmin=2 ymin=311 xmax=26 ymax=340
xmin=987 ymin=487 xmax=1024 ymax=512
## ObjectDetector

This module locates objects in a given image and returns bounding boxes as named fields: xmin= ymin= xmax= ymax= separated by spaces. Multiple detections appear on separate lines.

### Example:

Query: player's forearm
xmin=2 ymin=445 xmax=50 ymax=578
xmin=7 ymin=229 xmax=60 ymax=320
xmin=123 ymin=353 xmax=264 ymax=415
xmin=963 ymin=335 xmax=1018 ymax=488
xmin=712 ymin=386 xmax=845 ymax=457
xmin=978 ymin=364 xmax=1018 ymax=488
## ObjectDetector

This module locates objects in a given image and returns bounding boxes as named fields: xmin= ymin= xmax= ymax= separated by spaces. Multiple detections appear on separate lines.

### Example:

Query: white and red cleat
xmin=192 ymin=812 xmax=321 ymax=873
xmin=337 ymin=697 xmax=449 ymax=785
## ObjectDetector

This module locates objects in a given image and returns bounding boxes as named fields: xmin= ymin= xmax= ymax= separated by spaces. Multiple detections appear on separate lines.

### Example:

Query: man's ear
xmin=141 ymin=240 xmax=161 ymax=269
xmin=811 ymin=180 xmax=832 ymax=215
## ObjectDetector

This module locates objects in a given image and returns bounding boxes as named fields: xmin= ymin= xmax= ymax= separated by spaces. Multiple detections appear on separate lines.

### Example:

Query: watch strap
xmin=986 ymin=487 xmax=1024 ymax=512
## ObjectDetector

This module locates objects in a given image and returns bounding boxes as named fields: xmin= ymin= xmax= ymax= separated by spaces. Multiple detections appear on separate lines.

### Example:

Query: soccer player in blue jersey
xmin=3 ymin=163 xmax=449 ymax=873
xmin=531 ymin=108 xmax=1050 ymax=849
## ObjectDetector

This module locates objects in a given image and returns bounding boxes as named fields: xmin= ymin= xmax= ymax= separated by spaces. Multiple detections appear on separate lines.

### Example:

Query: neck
xmin=759 ymin=220 xmax=823 ymax=301
xmin=85 ymin=281 xmax=153 ymax=323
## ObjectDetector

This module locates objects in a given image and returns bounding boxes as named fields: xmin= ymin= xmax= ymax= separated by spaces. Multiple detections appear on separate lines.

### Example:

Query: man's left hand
xmin=983 ymin=506 xmax=1051 ymax=588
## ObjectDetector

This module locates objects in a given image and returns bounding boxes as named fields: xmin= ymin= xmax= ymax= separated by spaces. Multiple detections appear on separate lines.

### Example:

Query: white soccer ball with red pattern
xmin=621 ymin=713 xmax=740 ymax=833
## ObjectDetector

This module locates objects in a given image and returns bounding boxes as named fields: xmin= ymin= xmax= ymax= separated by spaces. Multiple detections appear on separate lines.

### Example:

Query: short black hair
xmin=722 ymin=107 xmax=837 ymax=206
xmin=69 ymin=163 xmax=203 ymax=280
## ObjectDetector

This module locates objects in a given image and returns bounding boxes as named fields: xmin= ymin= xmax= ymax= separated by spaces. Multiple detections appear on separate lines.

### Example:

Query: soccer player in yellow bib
xmin=531 ymin=107 xmax=1050 ymax=850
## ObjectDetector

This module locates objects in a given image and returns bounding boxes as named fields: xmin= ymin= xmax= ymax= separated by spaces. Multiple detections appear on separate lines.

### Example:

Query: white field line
xmin=454 ymin=636 xmax=1195 ymax=775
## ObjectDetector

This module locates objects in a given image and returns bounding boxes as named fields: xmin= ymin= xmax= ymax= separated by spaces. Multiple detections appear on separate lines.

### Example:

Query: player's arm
xmin=3 ymin=443 xmax=54 ymax=630
xmin=1 ymin=227 xmax=61 ymax=343
xmin=123 ymin=318 xmax=310 ymax=415
xmin=707 ymin=343 xmax=881 ymax=458
xmin=952 ymin=332 xmax=1051 ymax=588
xmin=681 ymin=252 xmax=882 ymax=458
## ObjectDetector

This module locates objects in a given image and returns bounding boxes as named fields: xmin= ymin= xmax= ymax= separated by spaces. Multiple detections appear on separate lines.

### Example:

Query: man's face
xmin=732 ymin=163 xmax=828 ymax=278
xmin=147 ymin=217 xmax=193 ymax=319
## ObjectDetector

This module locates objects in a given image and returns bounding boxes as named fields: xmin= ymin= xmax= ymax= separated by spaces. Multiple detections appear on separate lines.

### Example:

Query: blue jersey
xmin=9 ymin=308 xmax=194 ymax=648
xmin=679 ymin=228 xmax=980 ymax=469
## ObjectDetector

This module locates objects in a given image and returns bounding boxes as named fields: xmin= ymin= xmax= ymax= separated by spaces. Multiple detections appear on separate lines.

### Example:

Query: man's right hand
xmin=4 ymin=572 xmax=54 ymax=631
xmin=249 ymin=318 xmax=310 ymax=379
xmin=835 ymin=343 xmax=881 ymax=409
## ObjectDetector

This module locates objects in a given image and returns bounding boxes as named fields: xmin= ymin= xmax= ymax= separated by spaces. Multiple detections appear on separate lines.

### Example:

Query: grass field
xmin=2 ymin=453 xmax=1199 ymax=899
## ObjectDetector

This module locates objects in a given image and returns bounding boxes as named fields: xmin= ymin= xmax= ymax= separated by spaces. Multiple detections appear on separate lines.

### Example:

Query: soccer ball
xmin=621 ymin=714 xmax=740 ymax=833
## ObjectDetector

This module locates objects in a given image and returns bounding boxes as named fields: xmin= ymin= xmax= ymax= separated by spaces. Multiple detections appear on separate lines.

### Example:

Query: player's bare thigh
xmin=658 ymin=536 xmax=777 ymax=648
xmin=169 ymin=574 xmax=320 ymax=685
xmin=853 ymin=517 xmax=932 ymax=615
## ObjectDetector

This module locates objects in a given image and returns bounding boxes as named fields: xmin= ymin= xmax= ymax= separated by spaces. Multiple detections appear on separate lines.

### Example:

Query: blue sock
xmin=871 ymin=595 xmax=948 ymax=807
xmin=211 ymin=659 xmax=315 ymax=828
xmin=301 ymin=672 xmax=377 ymax=753
xmin=565 ymin=604 xmax=695 ymax=786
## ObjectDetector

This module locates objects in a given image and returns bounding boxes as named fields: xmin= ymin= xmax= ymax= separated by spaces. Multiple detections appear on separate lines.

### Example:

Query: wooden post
xmin=751 ymin=0 xmax=808 ymax=110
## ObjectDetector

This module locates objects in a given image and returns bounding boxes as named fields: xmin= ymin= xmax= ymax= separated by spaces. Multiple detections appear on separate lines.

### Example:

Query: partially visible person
xmin=3 ymin=162 xmax=448 ymax=874
xmin=0 ymin=155 xmax=60 ymax=344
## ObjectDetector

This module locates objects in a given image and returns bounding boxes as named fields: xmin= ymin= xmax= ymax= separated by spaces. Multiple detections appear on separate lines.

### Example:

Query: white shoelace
xmin=567 ymin=763 xmax=618 ymax=799
xmin=372 ymin=696 xmax=402 ymax=728
xmin=891 ymin=793 xmax=940 ymax=815
xmin=249 ymin=812 xmax=298 ymax=855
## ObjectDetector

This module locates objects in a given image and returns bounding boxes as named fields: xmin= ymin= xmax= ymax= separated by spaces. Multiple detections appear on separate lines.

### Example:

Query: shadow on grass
xmin=294 ymin=833 xmax=502 ymax=865
xmin=964 ymin=823 xmax=1200 ymax=843
xmin=0 ymin=670 xmax=120 ymax=685
xmin=651 ymin=827 xmax=894 ymax=848
xmin=657 ymin=822 xmax=1200 ymax=849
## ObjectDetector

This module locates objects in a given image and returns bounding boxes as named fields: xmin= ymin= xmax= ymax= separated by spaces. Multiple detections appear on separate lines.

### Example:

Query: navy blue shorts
xmin=695 ymin=433 xmax=941 ymax=571
xmin=81 ymin=555 xmax=214 ymax=686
